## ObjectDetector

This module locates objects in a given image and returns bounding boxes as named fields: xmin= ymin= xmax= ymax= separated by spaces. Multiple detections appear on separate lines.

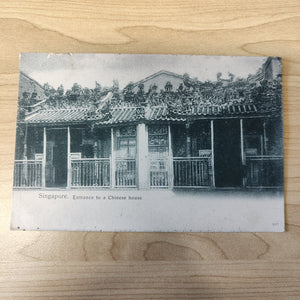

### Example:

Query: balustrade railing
xmin=14 ymin=155 xmax=283 ymax=189
xmin=246 ymin=155 xmax=284 ymax=187
xmin=115 ymin=158 xmax=136 ymax=187
xmin=149 ymin=158 xmax=169 ymax=188
xmin=13 ymin=160 xmax=43 ymax=188
xmin=71 ymin=158 xmax=110 ymax=187
xmin=173 ymin=156 xmax=212 ymax=187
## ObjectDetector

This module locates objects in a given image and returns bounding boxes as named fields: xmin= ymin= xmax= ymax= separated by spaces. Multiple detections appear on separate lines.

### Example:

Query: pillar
xmin=93 ymin=141 xmax=98 ymax=158
xmin=240 ymin=119 xmax=245 ymax=164
xmin=240 ymin=119 xmax=246 ymax=187
xmin=186 ymin=123 xmax=192 ymax=157
xmin=210 ymin=120 xmax=215 ymax=187
xmin=67 ymin=126 xmax=71 ymax=188
xmin=23 ymin=124 xmax=28 ymax=159
xmin=263 ymin=119 xmax=267 ymax=155
xmin=110 ymin=128 xmax=115 ymax=188
xmin=168 ymin=124 xmax=174 ymax=189
xmin=42 ymin=127 xmax=46 ymax=188
xmin=137 ymin=123 xmax=149 ymax=189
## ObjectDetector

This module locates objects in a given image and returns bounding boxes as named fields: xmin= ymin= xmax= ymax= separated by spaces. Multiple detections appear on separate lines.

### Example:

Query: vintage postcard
xmin=11 ymin=53 xmax=284 ymax=231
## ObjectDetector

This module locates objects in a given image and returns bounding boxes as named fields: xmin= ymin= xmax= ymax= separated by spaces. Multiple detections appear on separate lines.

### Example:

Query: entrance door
xmin=214 ymin=119 xmax=242 ymax=187
xmin=46 ymin=129 xmax=68 ymax=187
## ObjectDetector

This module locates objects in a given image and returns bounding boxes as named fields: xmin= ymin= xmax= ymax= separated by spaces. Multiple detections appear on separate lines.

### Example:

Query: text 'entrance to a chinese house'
xmin=214 ymin=119 xmax=243 ymax=187
xmin=46 ymin=129 xmax=67 ymax=187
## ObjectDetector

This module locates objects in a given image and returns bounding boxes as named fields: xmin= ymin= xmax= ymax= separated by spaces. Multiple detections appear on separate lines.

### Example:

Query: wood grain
xmin=0 ymin=0 xmax=300 ymax=298
xmin=1 ymin=261 xmax=300 ymax=299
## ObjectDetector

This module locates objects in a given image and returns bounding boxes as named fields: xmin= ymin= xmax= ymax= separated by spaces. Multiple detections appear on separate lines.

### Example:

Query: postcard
xmin=11 ymin=53 xmax=284 ymax=231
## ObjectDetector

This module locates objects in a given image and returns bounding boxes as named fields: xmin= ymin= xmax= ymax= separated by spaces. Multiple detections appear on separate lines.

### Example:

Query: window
xmin=148 ymin=125 xmax=168 ymax=158
xmin=117 ymin=137 xmax=136 ymax=158
xmin=115 ymin=126 xmax=136 ymax=158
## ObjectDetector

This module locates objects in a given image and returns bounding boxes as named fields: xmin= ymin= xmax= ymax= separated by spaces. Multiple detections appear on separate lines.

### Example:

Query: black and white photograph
xmin=11 ymin=53 xmax=284 ymax=232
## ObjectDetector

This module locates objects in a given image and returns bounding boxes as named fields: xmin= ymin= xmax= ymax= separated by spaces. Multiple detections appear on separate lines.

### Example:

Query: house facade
xmin=14 ymin=64 xmax=284 ymax=190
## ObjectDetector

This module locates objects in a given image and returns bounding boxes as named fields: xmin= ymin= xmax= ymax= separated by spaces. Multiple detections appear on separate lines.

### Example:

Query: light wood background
xmin=0 ymin=0 xmax=300 ymax=299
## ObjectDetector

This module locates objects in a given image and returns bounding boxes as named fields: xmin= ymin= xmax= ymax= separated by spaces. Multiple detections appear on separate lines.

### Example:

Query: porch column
xmin=23 ymin=124 xmax=28 ymax=159
xmin=67 ymin=126 xmax=71 ymax=188
xmin=240 ymin=119 xmax=245 ymax=164
xmin=210 ymin=120 xmax=215 ymax=187
xmin=137 ymin=123 xmax=149 ymax=189
xmin=110 ymin=128 xmax=115 ymax=188
xmin=186 ymin=123 xmax=192 ymax=157
xmin=263 ymin=119 xmax=267 ymax=155
xmin=168 ymin=124 xmax=174 ymax=189
xmin=42 ymin=127 xmax=46 ymax=188
xmin=240 ymin=119 xmax=246 ymax=187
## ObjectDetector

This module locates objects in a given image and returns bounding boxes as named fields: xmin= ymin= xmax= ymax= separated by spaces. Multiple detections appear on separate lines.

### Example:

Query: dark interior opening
xmin=46 ymin=129 xmax=67 ymax=187
xmin=214 ymin=119 xmax=242 ymax=187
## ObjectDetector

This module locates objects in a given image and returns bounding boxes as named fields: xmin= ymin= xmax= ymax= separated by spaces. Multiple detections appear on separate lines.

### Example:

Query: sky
xmin=20 ymin=53 xmax=267 ymax=90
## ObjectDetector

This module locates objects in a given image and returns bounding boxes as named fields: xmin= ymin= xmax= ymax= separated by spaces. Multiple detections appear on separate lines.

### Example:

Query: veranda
xmin=13 ymin=116 xmax=283 ymax=189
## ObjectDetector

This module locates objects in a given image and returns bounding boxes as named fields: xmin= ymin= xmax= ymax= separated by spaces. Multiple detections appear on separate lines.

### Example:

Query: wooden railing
xmin=246 ymin=155 xmax=284 ymax=187
xmin=115 ymin=158 xmax=136 ymax=187
xmin=149 ymin=158 xmax=169 ymax=188
xmin=71 ymin=158 xmax=110 ymax=187
xmin=71 ymin=158 xmax=136 ymax=188
xmin=13 ymin=160 xmax=43 ymax=188
xmin=14 ymin=155 xmax=283 ymax=189
xmin=173 ymin=156 xmax=212 ymax=187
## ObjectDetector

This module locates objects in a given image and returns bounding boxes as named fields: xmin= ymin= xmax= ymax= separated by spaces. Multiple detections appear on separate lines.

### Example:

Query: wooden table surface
xmin=0 ymin=1 xmax=300 ymax=299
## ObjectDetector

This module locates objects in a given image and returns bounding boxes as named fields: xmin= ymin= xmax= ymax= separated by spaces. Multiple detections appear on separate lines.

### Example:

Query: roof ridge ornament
xmin=87 ymin=101 xmax=112 ymax=121
xmin=134 ymin=105 xmax=145 ymax=120
xmin=166 ymin=102 xmax=179 ymax=118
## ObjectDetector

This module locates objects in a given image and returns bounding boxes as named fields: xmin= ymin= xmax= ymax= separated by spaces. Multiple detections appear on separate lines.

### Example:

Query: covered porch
xmin=13 ymin=117 xmax=283 ymax=189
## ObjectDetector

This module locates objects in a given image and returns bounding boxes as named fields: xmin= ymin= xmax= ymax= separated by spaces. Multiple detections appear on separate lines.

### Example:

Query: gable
xmin=133 ymin=71 xmax=184 ymax=93
xmin=18 ymin=72 xmax=46 ymax=104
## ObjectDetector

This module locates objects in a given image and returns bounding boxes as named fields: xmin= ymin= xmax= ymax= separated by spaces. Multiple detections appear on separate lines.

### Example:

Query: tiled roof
xmin=24 ymin=103 xmax=276 ymax=125
xmin=25 ymin=108 xmax=90 ymax=123
xmin=98 ymin=107 xmax=137 ymax=125
xmin=93 ymin=104 xmax=262 ymax=125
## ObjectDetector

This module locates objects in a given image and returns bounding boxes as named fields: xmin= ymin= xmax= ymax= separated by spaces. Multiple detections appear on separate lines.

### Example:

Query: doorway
xmin=214 ymin=119 xmax=242 ymax=187
xmin=46 ymin=129 xmax=68 ymax=187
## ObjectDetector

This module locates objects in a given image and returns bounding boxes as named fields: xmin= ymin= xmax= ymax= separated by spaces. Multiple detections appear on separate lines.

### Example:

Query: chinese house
xmin=14 ymin=58 xmax=284 ymax=190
